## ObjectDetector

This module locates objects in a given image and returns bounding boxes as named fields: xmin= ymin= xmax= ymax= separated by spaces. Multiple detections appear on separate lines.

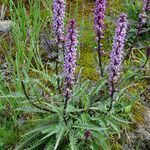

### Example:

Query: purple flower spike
xmin=94 ymin=0 xmax=106 ymax=77
xmin=143 ymin=0 xmax=150 ymax=12
xmin=138 ymin=0 xmax=150 ymax=30
xmin=64 ymin=19 xmax=78 ymax=99
xmin=94 ymin=0 xmax=106 ymax=41
xmin=108 ymin=14 xmax=128 ymax=96
xmin=53 ymin=0 xmax=65 ymax=44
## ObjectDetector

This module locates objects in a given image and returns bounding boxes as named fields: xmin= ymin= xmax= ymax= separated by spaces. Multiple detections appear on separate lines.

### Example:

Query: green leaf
xmin=44 ymin=103 xmax=63 ymax=121
xmin=90 ymin=140 xmax=99 ymax=150
xmin=106 ymin=119 xmax=121 ymax=138
xmin=111 ymin=115 xmax=130 ymax=124
xmin=41 ymin=125 xmax=57 ymax=134
xmin=44 ymin=139 xmax=55 ymax=150
xmin=53 ymin=127 xmax=65 ymax=150
xmin=0 ymin=140 xmax=4 ymax=147
xmin=73 ymin=123 xmax=107 ymax=132
xmin=116 ymin=83 xmax=139 ymax=101
xmin=83 ymin=92 xmax=90 ymax=109
xmin=125 ymin=105 xmax=132 ymax=113
xmin=66 ymin=105 xmax=85 ymax=113
xmin=16 ymin=132 xmax=40 ymax=150
xmin=73 ymin=80 xmax=90 ymax=98
xmin=41 ymin=130 xmax=57 ymax=140
xmin=69 ymin=133 xmax=77 ymax=150
xmin=44 ymin=103 xmax=61 ymax=113
xmin=90 ymin=80 xmax=106 ymax=98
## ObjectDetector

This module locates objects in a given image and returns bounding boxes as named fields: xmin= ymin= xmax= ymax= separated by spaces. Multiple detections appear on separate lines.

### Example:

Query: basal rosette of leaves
xmin=16 ymin=78 xmax=133 ymax=150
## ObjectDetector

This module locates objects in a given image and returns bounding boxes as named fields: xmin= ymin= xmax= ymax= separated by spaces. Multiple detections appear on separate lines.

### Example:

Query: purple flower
xmin=52 ymin=0 xmax=65 ymax=44
xmin=84 ymin=130 xmax=92 ymax=139
xmin=138 ymin=0 xmax=150 ymax=30
xmin=138 ymin=13 xmax=147 ymax=28
xmin=94 ymin=0 xmax=106 ymax=41
xmin=108 ymin=14 xmax=128 ymax=96
xmin=143 ymin=0 xmax=150 ymax=12
xmin=64 ymin=19 xmax=78 ymax=99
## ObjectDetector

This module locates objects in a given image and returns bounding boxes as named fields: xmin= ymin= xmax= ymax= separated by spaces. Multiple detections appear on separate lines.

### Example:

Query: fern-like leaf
xmin=53 ymin=126 xmax=65 ymax=150
xmin=69 ymin=132 xmax=78 ymax=150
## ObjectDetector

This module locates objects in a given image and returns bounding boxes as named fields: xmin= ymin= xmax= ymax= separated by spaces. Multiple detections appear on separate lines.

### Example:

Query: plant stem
xmin=97 ymin=37 xmax=103 ymax=77
xmin=56 ymin=46 xmax=61 ymax=94
xmin=108 ymin=81 xmax=115 ymax=112
xmin=109 ymin=54 xmax=149 ymax=112
xmin=63 ymin=95 xmax=69 ymax=125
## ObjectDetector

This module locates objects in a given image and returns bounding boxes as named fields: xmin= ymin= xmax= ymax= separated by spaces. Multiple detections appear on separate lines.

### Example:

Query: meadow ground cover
xmin=0 ymin=0 xmax=150 ymax=149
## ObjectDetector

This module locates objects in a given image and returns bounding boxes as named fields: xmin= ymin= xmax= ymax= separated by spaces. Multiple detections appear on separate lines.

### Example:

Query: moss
xmin=0 ymin=128 xmax=19 ymax=146
xmin=112 ymin=143 xmax=123 ymax=150
xmin=79 ymin=67 xmax=99 ymax=81
xmin=132 ymin=102 xmax=146 ymax=125
xmin=78 ymin=47 xmax=99 ymax=80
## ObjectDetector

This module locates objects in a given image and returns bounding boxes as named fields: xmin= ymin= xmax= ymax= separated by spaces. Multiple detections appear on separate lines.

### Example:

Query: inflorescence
xmin=53 ymin=0 xmax=65 ymax=45
xmin=94 ymin=0 xmax=106 ymax=77
xmin=94 ymin=0 xmax=106 ymax=41
xmin=143 ymin=0 xmax=150 ymax=12
xmin=108 ymin=14 xmax=128 ymax=97
xmin=64 ymin=19 xmax=78 ymax=100
xmin=138 ymin=0 xmax=150 ymax=28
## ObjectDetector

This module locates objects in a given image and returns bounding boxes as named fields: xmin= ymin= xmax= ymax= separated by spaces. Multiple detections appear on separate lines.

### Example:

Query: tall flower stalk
xmin=94 ymin=0 xmax=106 ymax=77
xmin=63 ymin=19 xmax=78 ymax=124
xmin=52 ymin=0 xmax=65 ymax=93
xmin=108 ymin=14 xmax=128 ymax=110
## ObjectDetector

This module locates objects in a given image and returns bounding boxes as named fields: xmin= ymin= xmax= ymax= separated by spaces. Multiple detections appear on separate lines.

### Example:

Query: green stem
xmin=63 ymin=95 xmax=69 ymax=125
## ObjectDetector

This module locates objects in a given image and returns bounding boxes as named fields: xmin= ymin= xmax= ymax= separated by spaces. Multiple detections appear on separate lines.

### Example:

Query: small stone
xmin=0 ymin=20 xmax=12 ymax=32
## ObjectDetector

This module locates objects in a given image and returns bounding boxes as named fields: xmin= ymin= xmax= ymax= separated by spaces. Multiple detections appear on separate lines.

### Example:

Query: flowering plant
xmin=0 ymin=0 xmax=149 ymax=150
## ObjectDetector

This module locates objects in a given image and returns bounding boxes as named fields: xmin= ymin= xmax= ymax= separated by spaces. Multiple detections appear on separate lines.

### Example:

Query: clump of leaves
xmin=14 ymin=72 xmax=135 ymax=150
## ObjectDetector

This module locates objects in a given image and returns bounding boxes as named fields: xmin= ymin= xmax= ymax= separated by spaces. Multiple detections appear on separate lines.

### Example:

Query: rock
xmin=0 ymin=20 xmax=12 ymax=32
